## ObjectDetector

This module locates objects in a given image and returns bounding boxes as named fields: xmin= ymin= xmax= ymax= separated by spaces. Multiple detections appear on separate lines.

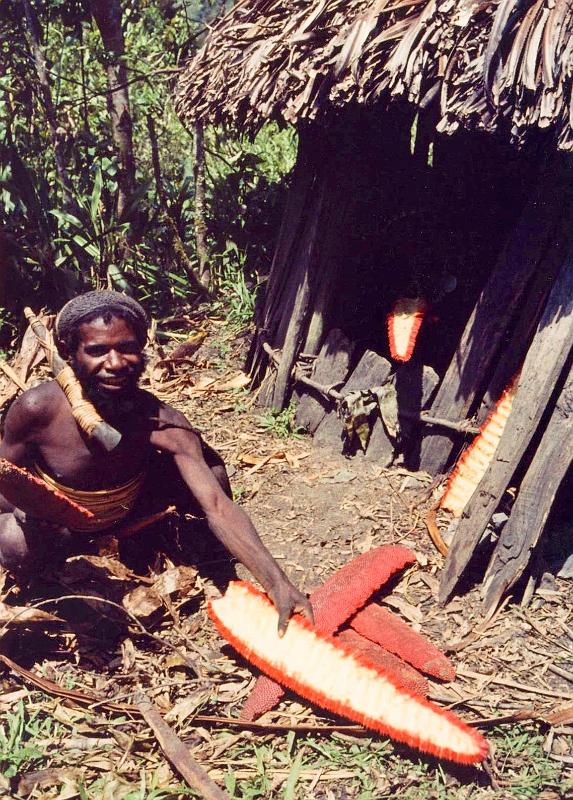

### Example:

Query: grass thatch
xmin=175 ymin=0 xmax=573 ymax=149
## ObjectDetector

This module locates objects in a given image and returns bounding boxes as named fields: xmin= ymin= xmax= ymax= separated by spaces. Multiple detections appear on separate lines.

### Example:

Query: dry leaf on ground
xmin=123 ymin=566 xmax=199 ymax=617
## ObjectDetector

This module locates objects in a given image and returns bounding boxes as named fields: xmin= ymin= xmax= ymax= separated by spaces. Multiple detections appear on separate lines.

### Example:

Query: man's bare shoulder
xmin=1 ymin=381 xmax=63 ymax=450
xmin=8 ymin=381 xmax=63 ymax=422
xmin=147 ymin=398 xmax=203 ymax=455
xmin=156 ymin=401 xmax=196 ymax=432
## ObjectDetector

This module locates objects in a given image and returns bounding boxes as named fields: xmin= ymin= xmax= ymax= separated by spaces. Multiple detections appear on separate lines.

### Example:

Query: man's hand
xmin=267 ymin=577 xmax=314 ymax=637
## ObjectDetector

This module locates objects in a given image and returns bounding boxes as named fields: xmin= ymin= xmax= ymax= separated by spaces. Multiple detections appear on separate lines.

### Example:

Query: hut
xmin=174 ymin=0 xmax=573 ymax=613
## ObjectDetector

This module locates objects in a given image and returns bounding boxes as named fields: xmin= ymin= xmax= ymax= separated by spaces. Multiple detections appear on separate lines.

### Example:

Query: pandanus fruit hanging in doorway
xmin=387 ymin=297 xmax=428 ymax=362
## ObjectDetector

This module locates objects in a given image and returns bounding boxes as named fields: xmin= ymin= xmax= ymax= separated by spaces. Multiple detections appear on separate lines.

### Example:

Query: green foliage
xmin=211 ymin=240 xmax=259 ymax=329
xmin=0 ymin=699 xmax=60 ymax=779
xmin=0 ymin=0 xmax=298 ymax=344
xmin=207 ymin=123 xmax=297 ymax=277
xmin=257 ymin=401 xmax=306 ymax=439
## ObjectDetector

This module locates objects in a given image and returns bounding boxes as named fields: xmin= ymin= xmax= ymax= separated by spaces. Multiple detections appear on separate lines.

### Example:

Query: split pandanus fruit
xmin=439 ymin=378 xmax=518 ymax=517
xmin=387 ymin=297 xmax=428 ymax=363
xmin=0 ymin=459 xmax=93 ymax=529
xmin=211 ymin=582 xmax=488 ymax=764
xmin=240 ymin=545 xmax=417 ymax=721
xmin=350 ymin=603 xmax=455 ymax=682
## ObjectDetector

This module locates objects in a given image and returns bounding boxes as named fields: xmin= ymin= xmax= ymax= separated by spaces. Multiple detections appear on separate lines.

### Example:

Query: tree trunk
xmin=90 ymin=0 xmax=137 ymax=222
xmin=146 ymin=114 xmax=209 ymax=300
xmin=21 ymin=0 xmax=73 ymax=207
xmin=193 ymin=122 xmax=211 ymax=289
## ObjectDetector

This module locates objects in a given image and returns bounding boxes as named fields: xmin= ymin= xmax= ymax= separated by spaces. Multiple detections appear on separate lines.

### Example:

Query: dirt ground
xmin=1 ymin=319 xmax=573 ymax=798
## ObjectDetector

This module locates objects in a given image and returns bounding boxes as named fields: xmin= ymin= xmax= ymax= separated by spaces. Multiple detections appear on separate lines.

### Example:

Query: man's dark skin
xmin=0 ymin=313 xmax=312 ymax=633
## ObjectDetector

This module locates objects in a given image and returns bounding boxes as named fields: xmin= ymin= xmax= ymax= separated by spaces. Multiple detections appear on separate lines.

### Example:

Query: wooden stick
xmin=424 ymin=507 xmax=449 ymax=556
xmin=262 ymin=341 xmax=480 ymax=435
xmin=457 ymin=668 xmax=573 ymax=700
xmin=0 ymin=361 xmax=28 ymax=392
xmin=1 ymin=651 xmax=563 ymax=732
xmin=115 ymin=505 xmax=177 ymax=539
xmin=134 ymin=692 xmax=231 ymax=800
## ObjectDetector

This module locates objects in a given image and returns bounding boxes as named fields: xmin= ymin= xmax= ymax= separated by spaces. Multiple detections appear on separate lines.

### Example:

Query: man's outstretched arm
xmin=152 ymin=410 xmax=313 ymax=633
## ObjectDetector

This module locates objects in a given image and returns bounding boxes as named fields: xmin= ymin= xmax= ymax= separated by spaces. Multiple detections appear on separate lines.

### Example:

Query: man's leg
xmin=118 ymin=442 xmax=233 ymax=569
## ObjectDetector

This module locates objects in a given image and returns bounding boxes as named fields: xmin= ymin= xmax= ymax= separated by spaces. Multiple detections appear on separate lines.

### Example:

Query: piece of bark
xmin=314 ymin=350 xmax=392 ymax=452
xmin=482 ymin=361 xmax=573 ymax=614
xmin=135 ymin=692 xmax=230 ymax=800
xmin=439 ymin=246 xmax=573 ymax=603
xmin=296 ymin=329 xmax=354 ymax=433
xmin=419 ymin=158 xmax=573 ymax=475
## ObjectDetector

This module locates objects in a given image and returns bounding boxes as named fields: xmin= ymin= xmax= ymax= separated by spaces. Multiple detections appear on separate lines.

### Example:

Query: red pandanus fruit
xmin=210 ymin=582 xmax=488 ymax=764
xmin=387 ymin=297 xmax=428 ymax=363
xmin=240 ymin=545 xmax=416 ymax=721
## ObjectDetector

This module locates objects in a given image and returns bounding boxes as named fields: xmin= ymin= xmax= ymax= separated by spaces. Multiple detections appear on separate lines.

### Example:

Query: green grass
xmin=492 ymin=725 xmax=562 ymax=798
xmin=257 ymin=402 xmax=306 ymax=440
xmin=0 ymin=699 xmax=61 ymax=780
xmin=0 ymin=693 xmax=567 ymax=799
xmin=210 ymin=724 xmax=566 ymax=800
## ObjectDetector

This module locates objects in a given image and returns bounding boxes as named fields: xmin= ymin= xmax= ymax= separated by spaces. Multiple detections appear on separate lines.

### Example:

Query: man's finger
xmin=277 ymin=606 xmax=291 ymax=638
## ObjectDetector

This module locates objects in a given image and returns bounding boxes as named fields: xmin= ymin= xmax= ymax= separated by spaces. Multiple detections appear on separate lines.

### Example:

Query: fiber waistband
xmin=33 ymin=464 xmax=145 ymax=532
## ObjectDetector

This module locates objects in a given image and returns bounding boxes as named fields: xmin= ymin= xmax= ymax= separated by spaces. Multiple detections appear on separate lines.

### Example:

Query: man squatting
xmin=0 ymin=291 xmax=312 ymax=633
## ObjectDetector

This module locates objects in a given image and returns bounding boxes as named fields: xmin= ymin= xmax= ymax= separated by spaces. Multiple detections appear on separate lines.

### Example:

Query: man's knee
xmin=0 ymin=512 xmax=33 ymax=572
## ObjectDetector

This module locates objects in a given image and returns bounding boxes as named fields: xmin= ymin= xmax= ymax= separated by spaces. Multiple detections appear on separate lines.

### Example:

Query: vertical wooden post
xmin=419 ymin=158 xmax=573 ymax=475
xmin=246 ymin=135 xmax=315 ymax=385
xmin=439 ymin=243 xmax=573 ymax=603
xmin=482 ymin=357 xmax=573 ymax=614
xmin=271 ymin=181 xmax=325 ymax=408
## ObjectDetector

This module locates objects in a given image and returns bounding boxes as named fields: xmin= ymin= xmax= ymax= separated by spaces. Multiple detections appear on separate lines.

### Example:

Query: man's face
xmin=72 ymin=316 xmax=145 ymax=397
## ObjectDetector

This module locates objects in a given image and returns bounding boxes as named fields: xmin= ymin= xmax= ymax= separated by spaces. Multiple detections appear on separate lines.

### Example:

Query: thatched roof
xmin=174 ymin=0 xmax=573 ymax=149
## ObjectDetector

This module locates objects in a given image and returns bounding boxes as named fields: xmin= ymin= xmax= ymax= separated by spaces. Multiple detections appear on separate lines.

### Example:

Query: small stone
xmin=557 ymin=552 xmax=573 ymax=579
xmin=538 ymin=572 xmax=558 ymax=592
xmin=399 ymin=475 xmax=426 ymax=492
xmin=491 ymin=512 xmax=509 ymax=529
xmin=442 ymin=519 xmax=459 ymax=546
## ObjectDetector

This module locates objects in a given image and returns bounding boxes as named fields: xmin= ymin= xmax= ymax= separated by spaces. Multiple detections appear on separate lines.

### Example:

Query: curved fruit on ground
xmin=212 ymin=582 xmax=488 ymax=764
